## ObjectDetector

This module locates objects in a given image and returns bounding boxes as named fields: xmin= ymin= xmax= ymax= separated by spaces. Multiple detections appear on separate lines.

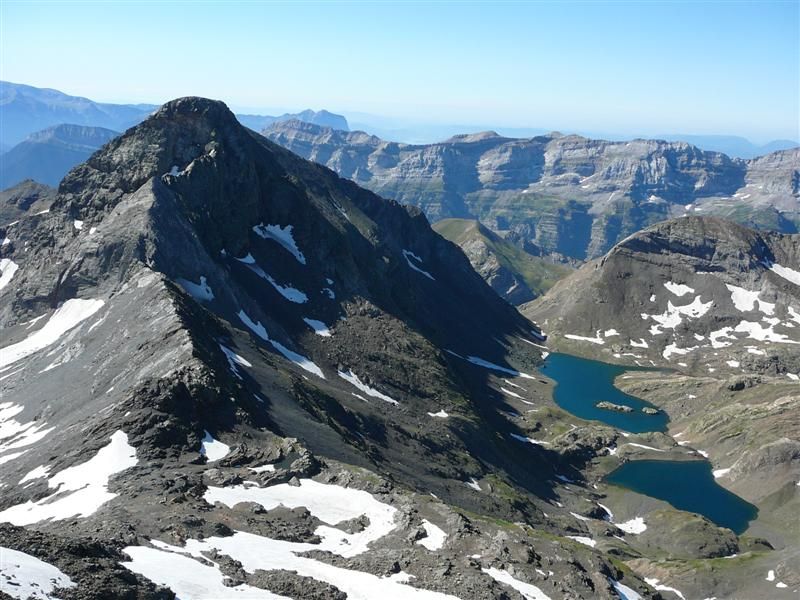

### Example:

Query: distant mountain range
xmin=0 ymin=81 xmax=155 ymax=148
xmin=0 ymin=81 xmax=350 ymax=189
xmin=264 ymin=120 xmax=800 ymax=260
xmin=237 ymin=109 xmax=348 ymax=132
xmin=344 ymin=114 xmax=798 ymax=160
xmin=0 ymin=124 xmax=119 ymax=189
xmin=652 ymin=134 xmax=799 ymax=161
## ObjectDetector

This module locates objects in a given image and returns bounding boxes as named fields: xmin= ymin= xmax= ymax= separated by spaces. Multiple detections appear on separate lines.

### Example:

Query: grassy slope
xmin=434 ymin=218 xmax=572 ymax=297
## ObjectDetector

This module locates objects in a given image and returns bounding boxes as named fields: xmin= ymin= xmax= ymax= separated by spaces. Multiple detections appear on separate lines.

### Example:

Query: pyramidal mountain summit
xmin=1 ymin=97 xmax=798 ymax=600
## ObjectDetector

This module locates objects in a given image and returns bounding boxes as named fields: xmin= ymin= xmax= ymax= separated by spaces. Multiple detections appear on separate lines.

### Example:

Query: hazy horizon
xmin=2 ymin=1 xmax=798 ymax=143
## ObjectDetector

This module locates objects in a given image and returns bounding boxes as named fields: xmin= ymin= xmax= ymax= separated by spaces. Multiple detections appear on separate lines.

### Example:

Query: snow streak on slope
xmin=238 ymin=310 xmax=325 ymax=378
xmin=0 ymin=258 xmax=19 ymax=292
xmin=0 ymin=546 xmax=76 ymax=600
xmin=253 ymin=223 xmax=306 ymax=264
xmin=482 ymin=567 xmax=552 ymax=600
xmin=0 ymin=299 xmax=104 ymax=369
xmin=0 ymin=431 xmax=137 ymax=525
xmin=338 ymin=369 xmax=398 ymax=404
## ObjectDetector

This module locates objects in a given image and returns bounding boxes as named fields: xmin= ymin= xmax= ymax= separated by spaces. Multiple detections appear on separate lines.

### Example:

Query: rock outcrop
xmin=264 ymin=121 xmax=800 ymax=259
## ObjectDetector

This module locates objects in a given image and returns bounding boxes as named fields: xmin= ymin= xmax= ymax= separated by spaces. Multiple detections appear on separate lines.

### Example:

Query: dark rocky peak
xmin=57 ymin=97 xmax=249 ymax=213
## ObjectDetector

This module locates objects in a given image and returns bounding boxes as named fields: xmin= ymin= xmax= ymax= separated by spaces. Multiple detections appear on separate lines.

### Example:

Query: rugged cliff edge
xmin=264 ymin=121 xmax=800 ymax=260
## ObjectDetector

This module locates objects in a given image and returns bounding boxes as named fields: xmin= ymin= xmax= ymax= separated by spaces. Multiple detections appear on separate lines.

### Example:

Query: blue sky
xmin=2 ymin=1 xmax=798 ymax=142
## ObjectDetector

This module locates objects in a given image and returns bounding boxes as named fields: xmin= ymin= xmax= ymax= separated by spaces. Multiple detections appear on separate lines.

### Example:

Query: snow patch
xmin=610 ymin=579 xmax=642 ymax=600
xmin=175 ymin=276 xmax=214 ymax=302
xmin=625 ymin=443 xmax=666 ymax=453
xmin=0 ymin=299 xmax=104 ymax=369
xmin=19 ymin=465 xmax=51 ymax=484
xmin=726 ymin=284 xmax=774 ymax=315
xmin=0 ymin=431 xmax=137 ymax=525
xmin=427 ymin=410 xmax=448 ymax=418
xmin=219 ymin=342 xmax=252 ymax=379
xmin=402 ymin=250 xmax=435 ymax=280
xmin=238 ymin=310 xmax=325 ymax=378
xmin=645 ymin=578 xmax=686 ymax=600
xmin=482 ymin=567 xmax=552 ymax=600
xmin=565 ymin=330 xmax=604 ymax=345
xmin=252 ymin=223 xmax=306 ymax=265
xmin=417 ymin=519 xmax=447 ymax=551
xmin=0 ymin=403 xmax=54 ymax=458
xmin=663 ymin=343 xmax=698 ymax=360
xmin=200 ymin=431 xmax=230 ymax=462
xmin=734 ymin=320 xmax=798 ymax=344
xmin=566 ymin=535 xmax=596 ymax=548
xmin=767 ymin=262 xmax=800 ymax=286
xmin=302 ymin=318 xmax=331 ymax=337
xmin=0 ymin=258 xmax=20 ymax=292
xmin=713 ymin=468 xmax=731 ymax=478
xmin=616 ymin=517 xmax=647 ymax=534
xmin=0 ymin=546 xmax=76 ymax=600
xmin=664 ymin=282 xmax=694 ymax=297
xmin=249 ymin=464 xmax=276 ymax=473
xmin=642 ymin=296 xmax=712 ymax=334
xmin=510 ymin=433 xmax=550 ymax=446
xmin=338 ymin=370 xmax=398 ymax=404
xmin=236 ymin=254 xmax=308 ymax=303
xmin=447 ymin=350 xmax=534 ymax=379
xmin=72 ymin=220 xmax=83 ymax=231
xmin=465 ymin=478 xmax=481 ymax=491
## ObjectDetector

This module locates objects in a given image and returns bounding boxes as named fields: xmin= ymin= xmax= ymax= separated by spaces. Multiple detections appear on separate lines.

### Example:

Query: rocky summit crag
xmin=264 ymin=121 xmax=800 ymax=260
xmin=0 ymin=97 xmax=670 ymax=600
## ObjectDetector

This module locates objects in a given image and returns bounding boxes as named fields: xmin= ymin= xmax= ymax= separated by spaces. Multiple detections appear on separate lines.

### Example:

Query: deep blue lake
xmin=605 ymin=460 xmax=758 ymax=534
xmin=541 ymin=353 xmax=757 ymax=533
xmin=540 ymin=352 xmax=668 ymax=433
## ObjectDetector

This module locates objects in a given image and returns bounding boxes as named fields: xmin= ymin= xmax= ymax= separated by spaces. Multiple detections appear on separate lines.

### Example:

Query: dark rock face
xmin=4 ymin=97 xmax=655 ymax=599
xmin=263 ymin=121 xmax=800 ymax=259
xmin=0 ymin=179 xmax=56 ymax=225
xmin=0 ymin=124 xmax=119 ymax=189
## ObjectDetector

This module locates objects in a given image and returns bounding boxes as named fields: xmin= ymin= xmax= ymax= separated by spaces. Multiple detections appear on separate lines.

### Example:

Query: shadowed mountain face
xmin=433 ymin=218 xmax=572 ymax=304
xmin=0 ymin=124 xmax=119 ymax=189
xmin=264 ymin=121 xmax=800 ymax=260
xmin=0 ymin=97 xmax=659 ymax=599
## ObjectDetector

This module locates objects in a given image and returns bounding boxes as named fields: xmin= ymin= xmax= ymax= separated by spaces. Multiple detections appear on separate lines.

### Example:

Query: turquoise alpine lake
xmin=540 ymin=352 xmax=668 ymax=433
xmin=540 ymin=353 xmax=757 ymax=532
xmin=605 ymin=460 xmax=758 ymax=534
